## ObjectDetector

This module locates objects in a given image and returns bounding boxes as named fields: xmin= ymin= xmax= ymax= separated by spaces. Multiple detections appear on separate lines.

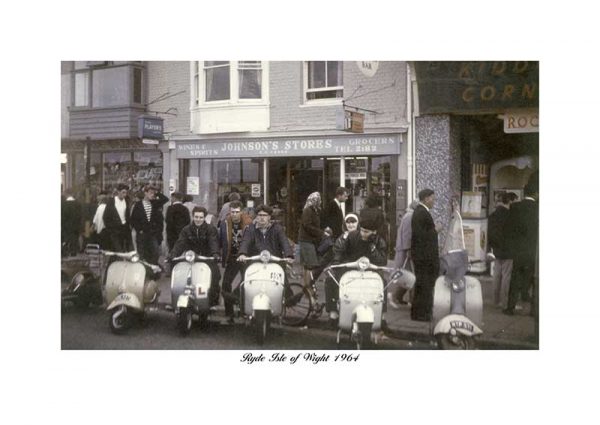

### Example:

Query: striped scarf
xmin=143 ymin=200 xmax=152 ymax=221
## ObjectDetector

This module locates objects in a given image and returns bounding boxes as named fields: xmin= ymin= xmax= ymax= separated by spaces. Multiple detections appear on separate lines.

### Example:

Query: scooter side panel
xmin=432 ymin=276 xmax=452 ymax=326
xmin=242 ymin=262 xmax=285 ymax=316
xmin=338 ymin=271 xmax=384 ymax=332
xmin=105 ymin=262 xmax=146 ymax=305
xmin=465 ymin=276 xmax=483 ymax=328
xmin=171 ymin=262 xmax=191 ymax=306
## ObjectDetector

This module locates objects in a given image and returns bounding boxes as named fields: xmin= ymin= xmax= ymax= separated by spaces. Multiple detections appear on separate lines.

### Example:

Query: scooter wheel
xmin=177 ymin=308 xmax=193 ymax=336
xmin=109 ymin=305 xmax=130 ymax=334
xmin=436 ymin=333 xmax=475 ymax=350
xmin=255 ymin=310 xmax=270 ymax=345
xmin=356 ymin=322 xmax=372 ymax=350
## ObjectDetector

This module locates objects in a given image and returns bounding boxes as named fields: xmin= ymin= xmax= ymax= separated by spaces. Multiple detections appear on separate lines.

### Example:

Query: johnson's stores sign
xmin=176 ymin=134 xmax=402 ymax=159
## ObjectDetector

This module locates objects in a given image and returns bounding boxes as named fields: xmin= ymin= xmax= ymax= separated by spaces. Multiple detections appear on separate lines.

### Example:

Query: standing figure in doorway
xmin=410 ymin=189 xmax=441 ymax=322
xmin=130 ymin=185 xmax=168 ymax=265
xmin=103 ymin=184 xmax=133 ymax=252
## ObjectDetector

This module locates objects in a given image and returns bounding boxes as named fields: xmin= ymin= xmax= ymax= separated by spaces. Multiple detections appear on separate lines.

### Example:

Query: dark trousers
xmin=109 ymin=224 xmax=132 ymax=253
xmin=63 ymin=232 xmax=80 ymax=257
xmin=411 ymin=260 xmax=439 ymax=321
xmin=507 ymin=258 xmax=535 ymax=312
xmin=221 ymin=261 xmax=244 ymax=316
xmin=136 ymin=232 xmax=160 ymax=265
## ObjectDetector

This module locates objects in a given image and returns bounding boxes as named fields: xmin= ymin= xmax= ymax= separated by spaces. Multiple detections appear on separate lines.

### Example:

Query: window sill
xmin=300 ymin=99 xmax=344 ymax=108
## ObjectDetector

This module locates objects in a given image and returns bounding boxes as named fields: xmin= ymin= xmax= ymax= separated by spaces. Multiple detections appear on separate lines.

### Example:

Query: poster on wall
xmin=461 ymin=191 xmax=484 ymax=218
xmin=187 ymin=176 xmax=200 ymax=195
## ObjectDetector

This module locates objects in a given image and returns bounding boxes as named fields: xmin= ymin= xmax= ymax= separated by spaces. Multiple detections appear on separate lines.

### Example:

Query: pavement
xmin=155 ymin=260 xmax=539 ymax=350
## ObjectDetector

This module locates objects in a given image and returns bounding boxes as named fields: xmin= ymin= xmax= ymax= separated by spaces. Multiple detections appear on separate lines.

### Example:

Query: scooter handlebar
xmin=170 ymin=253 xmax=217 ymax=262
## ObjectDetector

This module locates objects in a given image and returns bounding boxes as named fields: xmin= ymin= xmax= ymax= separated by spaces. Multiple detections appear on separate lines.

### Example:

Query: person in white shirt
xmin=103 ymin=184 xmax=133 ymax=252
xmin=92 ymin=191 xmax=109 ymax=248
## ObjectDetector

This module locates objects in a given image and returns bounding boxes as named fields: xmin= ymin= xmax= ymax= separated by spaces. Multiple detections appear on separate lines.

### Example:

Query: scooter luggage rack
xmin=84 ymin=244 xmax=103 ymax=278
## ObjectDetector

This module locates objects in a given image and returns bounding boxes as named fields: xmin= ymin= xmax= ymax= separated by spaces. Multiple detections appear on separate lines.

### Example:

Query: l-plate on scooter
xmin=103 ymin=250 xmax=162 ymax=334
xmin=168 ymin=250 xmax=216 ymax=335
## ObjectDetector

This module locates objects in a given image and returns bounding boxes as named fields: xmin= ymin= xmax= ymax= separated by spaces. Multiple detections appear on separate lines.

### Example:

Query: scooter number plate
xmin=116 ymin=293 xmax=132 ymax=302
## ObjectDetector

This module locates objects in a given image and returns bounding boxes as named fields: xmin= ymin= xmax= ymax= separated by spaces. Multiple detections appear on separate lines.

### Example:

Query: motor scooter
xmin=325 ymin=257 xmax=399 ymax=349
xmin=61 ymin=244 xmax=104 ymax=309
xmin=431 ymin=202 xmax=484 ymax=349
xmin=239 ymin=250 xmax=287 ymax=345
xmin=168 ymin=250 xmax=215 ymax=335
xmin=103 ymin=250 xmax=162 ymax=334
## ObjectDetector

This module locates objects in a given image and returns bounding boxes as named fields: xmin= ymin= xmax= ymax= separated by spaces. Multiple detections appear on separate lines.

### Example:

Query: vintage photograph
xmin=60 ymin=60 xmax=539 ymax=350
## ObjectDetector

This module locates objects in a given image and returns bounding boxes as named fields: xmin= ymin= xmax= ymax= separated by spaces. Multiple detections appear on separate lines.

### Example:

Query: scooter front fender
xmin=433 ymin=314 xmax=483 ymax=337
xmin=107 ymin=292 xmax=143 ymax=312
xmin=353 ymin=304 xmax=375 ymax=324
xmin=252 ymin=293 xmax=271 ymax=312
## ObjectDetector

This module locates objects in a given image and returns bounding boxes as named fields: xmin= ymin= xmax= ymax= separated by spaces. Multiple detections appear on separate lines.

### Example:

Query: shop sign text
xmin=503 ymin=110 xmax=539 ymax=133
xmin=176 ymin=135 xmax=401 ymax=159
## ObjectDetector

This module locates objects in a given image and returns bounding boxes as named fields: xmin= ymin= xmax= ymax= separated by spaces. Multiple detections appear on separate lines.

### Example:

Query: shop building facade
xmin=411 ymin=61 xmax=539 ymax=268
xmin=167 ymin=61 xmax=411 ymax=250
xmin=61 ymin=61 xmax=165 ymax=201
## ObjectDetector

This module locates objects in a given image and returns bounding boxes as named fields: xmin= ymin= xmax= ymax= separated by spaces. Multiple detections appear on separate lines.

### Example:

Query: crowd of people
xmin=61 ymin=177 xmax=538 ymax=326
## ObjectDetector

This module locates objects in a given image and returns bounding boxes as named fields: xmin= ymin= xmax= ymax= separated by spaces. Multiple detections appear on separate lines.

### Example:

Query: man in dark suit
xmin=103 ymin=184 xmax=132 ymax=252
xmin=130 ymin=185 xmax=169 ymax=265
xmin=503 ymin=183 xmax=538 ymax=316
xmin=411 ymin=188 xmax=440 ymax=321
xmin=165 ymin=192 xmax=191 ymax=251
xmin=488 ymin=192 xmax=514 ymax=309
xmin=322 ymin=187 xmax=349 ymax=240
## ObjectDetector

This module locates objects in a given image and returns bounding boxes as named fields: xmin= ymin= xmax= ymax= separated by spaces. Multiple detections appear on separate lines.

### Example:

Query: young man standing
xmin=130 ymin=185 xmax=168 ymax=265
xmin=488 ymin=192 xmax=514 ymax=309
xmin=322 ymin=187 xmax=349 ymax=240
xmin=219 ymin=201 xmax=252 ymax=322
xmin=103 ymin=184 xmax=132 ymax=252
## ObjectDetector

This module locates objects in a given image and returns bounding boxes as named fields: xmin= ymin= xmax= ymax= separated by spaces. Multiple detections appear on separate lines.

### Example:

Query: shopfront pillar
xmin=415 ymin=114 xmax=461 ymax=249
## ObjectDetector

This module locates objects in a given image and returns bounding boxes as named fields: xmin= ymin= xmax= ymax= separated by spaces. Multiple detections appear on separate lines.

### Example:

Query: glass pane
xmin=74 ymin=72 xmax=89 ymax=106
xmin=133 ymin=68 xmax=142 ymax=104
xmin=239 ymin=60 xmax=261 ymax=69
xmin=103 ymin=152 xmax=134 ymax=192
xmin=306 ymin=89 xmax=343 ymax=100
xmin=206 ymin=65 xmax=230 ymax=101
xmin=92 ymin=67 xmax=129 ymax=107
xmin=73 ymin=152 xmax=101 ymax=199
xmin=327 ymin=61 xmax=342 ymax=86
xmin=239 ymin=69 xmax=262 ymax=99
xmin=308 ymin=61 xmax=326 ymax=89
xmin=133 ymin=151 xmax=163 ymax=191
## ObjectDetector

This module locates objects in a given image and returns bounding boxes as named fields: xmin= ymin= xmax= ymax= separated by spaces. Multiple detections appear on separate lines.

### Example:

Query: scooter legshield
xmin=433 ymin=314 xmax=483 ymax=337
xmin=242 ymin=262 xmax=285 ymax=316
xmin=105 ymin=261 xmax=146 ymax=306
xmin=338 ymin=270 xmax=384 ymax=332
xmin=353 ymin=304 xmax=375 ymax=324
xmin=107 ymin=292 xmax=143 ymax=311
xmin=170 ymin=262 xmax=212 ymax=308
xmin=431 ymin=275 xmax=483 ymax=329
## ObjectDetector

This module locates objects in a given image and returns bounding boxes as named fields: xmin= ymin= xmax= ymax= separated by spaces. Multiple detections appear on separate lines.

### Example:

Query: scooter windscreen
xmin=440 ymin=204 xmax=468 ymax=281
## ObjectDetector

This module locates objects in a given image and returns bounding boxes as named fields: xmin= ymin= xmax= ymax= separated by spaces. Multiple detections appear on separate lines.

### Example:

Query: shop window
xmin=133 ymin=151 xmax=163 ymax=191
xmin=305 ymin=61 xmax=343 ymax=102
xmin=103 ymin=152 xmax=134 ymax=192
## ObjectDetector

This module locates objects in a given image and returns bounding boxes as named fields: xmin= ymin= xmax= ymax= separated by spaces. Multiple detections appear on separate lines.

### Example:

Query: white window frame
xmin=302 ymin=61 xmax=344 ymax=106
xmin=193 ymin=61 xmax=269 ymax=108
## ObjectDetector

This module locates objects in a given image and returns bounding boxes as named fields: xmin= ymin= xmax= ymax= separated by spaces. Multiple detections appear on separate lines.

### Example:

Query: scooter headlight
xmin=357 ymin=257 xmax=370 ymax=271
xmin=260 ymin=250 xmax=271 ymax=264
xmin=184 ymin=250 xmax=196 ymax=263
xmin=451 ymin=280 xmax=465 ymax=292
xmin=130 ymin=253 xmax=140 ymax=263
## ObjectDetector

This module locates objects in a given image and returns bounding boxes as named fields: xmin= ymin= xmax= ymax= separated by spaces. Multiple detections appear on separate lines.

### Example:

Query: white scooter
xmin=239 ymin=250 xmax=286 ymax=345
xmin=103 ymin=250 xmax=162 ymax=334
xmin=325 ymin=257 xmax=398 ymax=349
xmin=431 ymin=203 xmax=483 ymax=349
xmin=169 ymin=250 xmax=215 ymax=335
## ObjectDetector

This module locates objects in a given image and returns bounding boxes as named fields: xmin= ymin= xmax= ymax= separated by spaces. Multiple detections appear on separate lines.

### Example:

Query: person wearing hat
xmin=237 ymin=204 xmax=294 ymax=262
xmin=165 ymin=192 xmax=191 ymax=252
xmin=130 ymin=185 xmax=169 ymax=265
xmin=324 ymin=209 xmax=387 ymax=322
